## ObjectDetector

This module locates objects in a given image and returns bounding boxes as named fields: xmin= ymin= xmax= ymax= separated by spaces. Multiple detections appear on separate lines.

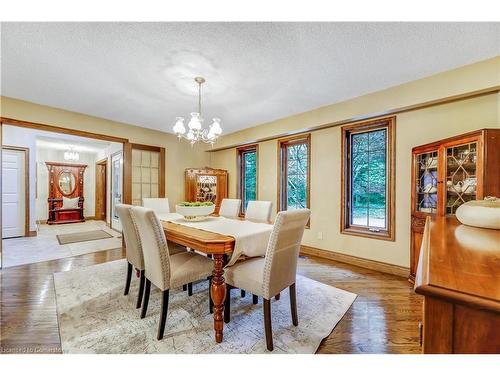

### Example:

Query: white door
xmin=2 ymin=149 xmax=26 ymax=238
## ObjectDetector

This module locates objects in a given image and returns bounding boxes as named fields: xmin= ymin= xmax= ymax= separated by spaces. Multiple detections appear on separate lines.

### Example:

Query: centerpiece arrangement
xmin=175 ymin=201 xmax=215 ymax=221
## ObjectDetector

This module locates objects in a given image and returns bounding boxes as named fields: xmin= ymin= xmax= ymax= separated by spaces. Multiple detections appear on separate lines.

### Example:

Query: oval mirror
xmin=58 ymin=171 xmax=76 ymax=195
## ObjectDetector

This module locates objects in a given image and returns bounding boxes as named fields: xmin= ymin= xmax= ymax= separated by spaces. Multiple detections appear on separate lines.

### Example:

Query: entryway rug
xmin=56 ymin=230 xmax=114 ymax=245
xmin=53 ymin=259 xmax=357 ymax=354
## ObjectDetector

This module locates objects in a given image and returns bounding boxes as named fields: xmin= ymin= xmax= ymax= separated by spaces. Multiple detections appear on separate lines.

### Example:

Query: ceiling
xmin=36 ymin=134 xmax=111 ymax=153
xmin=1 ymin=22 xmax=499 ymax=135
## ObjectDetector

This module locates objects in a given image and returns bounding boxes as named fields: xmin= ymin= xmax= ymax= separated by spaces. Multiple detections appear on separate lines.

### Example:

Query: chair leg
xmin=263 ymin=299 xmax=274 ymax=351
xmin=275 ymin=293 xmax=281 ymax=301
xmin=140 ymin=279 xmax=151 ymax=319
xmin=241 ymin=289 xmax=246 ymax=298
xmin=124 ymin=262 xmax=132 ymax=295
xmin=183 ymin=284 xmax=187 ymax=291
xmin=136 ymin=270 xmax=145 ymax=309
xmin=157 ymin=290 xmax=170 ymax=340
xmin=224 ymin=286 xmax=231 ymax=323
xmin=253 ymin=294 xmax=258 ymax=304
xmin=290 ymin=283 xmax=298 ymax=326
xmin=187 ymin=282 xmax=193 ymax=296
xmin=209 ymin=277 xmax=214 ymax=314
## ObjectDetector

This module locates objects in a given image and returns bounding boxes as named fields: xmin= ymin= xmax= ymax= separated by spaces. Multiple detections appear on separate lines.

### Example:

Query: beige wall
xmin=0 ymin=97 xmax=210 ymax=209
xmin=209 ymin=57 xmax=500 ymax=268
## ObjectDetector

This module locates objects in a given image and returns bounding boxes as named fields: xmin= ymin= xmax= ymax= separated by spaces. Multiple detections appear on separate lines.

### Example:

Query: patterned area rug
xmin=54 ymin=259 xmax=356 ymax=353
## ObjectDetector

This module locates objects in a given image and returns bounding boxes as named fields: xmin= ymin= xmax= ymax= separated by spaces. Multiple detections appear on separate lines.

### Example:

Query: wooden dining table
xmin=161 ymin=219 xmax=236 ymax=343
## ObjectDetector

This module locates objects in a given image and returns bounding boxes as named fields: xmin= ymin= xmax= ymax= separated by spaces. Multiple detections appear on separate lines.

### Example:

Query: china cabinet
xmin=184 ymin=167 xmax=228 ymax=213
xmin=46 ymin=162 xmax=87 ymax=224
xmin=409 ymin=129 xmax=500 ymax=281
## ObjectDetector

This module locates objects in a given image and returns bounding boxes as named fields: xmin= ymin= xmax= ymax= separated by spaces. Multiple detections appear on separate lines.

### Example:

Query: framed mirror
xmin=58 ymin=170 xmax=76 ymax=196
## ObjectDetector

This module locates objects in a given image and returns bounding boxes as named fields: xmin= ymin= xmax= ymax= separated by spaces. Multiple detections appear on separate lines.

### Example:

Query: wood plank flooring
xmin=0 ymin=248 xmax=421 ymax=354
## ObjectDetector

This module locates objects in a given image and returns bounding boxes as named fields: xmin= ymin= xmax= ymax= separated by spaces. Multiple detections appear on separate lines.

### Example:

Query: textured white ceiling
xmin=1 ymin=22 xmax=499 ymax=135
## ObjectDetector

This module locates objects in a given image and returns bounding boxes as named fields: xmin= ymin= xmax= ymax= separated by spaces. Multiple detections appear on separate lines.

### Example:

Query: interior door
xmin=95 ymin=161 xmax=107 ymax=221
xmin=110 ymin=151 xmax=123 ymax=231
xmin=2 ymin=149 xmax=26 ymax=238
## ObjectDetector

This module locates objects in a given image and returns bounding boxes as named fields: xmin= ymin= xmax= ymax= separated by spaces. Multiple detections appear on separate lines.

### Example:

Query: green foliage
xmin=350 ymin=129 xmax=387 ymax=225
xmin=178 ymin=201 xmax=214 ymax=207
xmin=243 ymin=151 xmax=257 ymax=210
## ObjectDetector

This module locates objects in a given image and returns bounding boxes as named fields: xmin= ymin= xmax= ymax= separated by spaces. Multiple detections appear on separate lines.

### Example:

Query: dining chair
xmin=219 ymin=198 xmax=241 ymax=218
xmin=116 ymin=204 xmax=146 ymax=310
xmin=142 ymin=197 xmax=170 ymax=214
xmin=130 ymin=206 xmax=214 ymax=340
xmin=245 ymin=200 xmax=273 ymax=222
xmin=224 ymin=208 xmax=311 ymax=351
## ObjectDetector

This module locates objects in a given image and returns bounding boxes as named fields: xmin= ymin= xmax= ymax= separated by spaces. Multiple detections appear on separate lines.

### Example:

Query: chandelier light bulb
xmin=188 ymin=112 xmax=202 ymax=130
xmin=210 ymin=118 xmax=222 ymax=135
xmin=173 ymin=117 xmax=186 ymax=135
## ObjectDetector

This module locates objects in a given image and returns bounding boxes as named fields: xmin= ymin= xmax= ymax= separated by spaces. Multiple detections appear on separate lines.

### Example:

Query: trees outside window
xmin=237 ymin=145 xmax=258 ymax=214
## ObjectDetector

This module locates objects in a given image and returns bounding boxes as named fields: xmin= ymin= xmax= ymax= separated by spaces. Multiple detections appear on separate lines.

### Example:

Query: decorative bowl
xmin=175 ymin=203 xmax=215 ymax=221
xmin=455 ymin=198 xmax=500 ymax=230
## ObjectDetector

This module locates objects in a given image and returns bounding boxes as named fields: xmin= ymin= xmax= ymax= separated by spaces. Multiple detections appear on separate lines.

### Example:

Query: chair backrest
xmin=262 ymin=209 xmax=310 ymax=299
xmin=130 ymin=206 xmax=171 ymax=291
xmin=115 ymin=204 xmax=144 ymax=270
xmin=219 ymin=198 xmax=241 ymax=218
xmin=142 ymin=198 xmax=170 ymax=214
xmin=245 ymin=200 xmax=273 ymax=222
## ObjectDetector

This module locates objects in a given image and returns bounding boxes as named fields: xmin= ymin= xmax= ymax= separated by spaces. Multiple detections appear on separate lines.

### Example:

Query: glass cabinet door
xmin=196 ymin=175 xmax=217 ymax=203
xmin=445 ymin=141 xmax=478 ymax=215
xmin=415 ymin=150 xmax=439 ymax=214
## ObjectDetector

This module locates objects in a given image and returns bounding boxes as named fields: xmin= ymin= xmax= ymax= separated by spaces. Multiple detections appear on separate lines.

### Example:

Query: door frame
xmin=95 ymin=158 xmax=107 ymax=221
xmin=1 ymin=145 xmax=30 ymax=238
xmin=0 ymin=117 xmax=132 ymax=269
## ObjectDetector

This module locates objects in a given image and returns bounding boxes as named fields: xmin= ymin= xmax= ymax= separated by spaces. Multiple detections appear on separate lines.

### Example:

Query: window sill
xmin=341 ymin=226 xmax=395 ymax=241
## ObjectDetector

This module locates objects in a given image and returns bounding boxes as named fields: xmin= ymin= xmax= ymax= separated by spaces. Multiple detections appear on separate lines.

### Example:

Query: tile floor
xmin=2 ymin=220 xmax=122 ymax=268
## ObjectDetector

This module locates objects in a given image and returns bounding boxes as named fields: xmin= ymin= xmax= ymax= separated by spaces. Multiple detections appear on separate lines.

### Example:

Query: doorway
xmin=1 ymin=146 xmax=29 ymax=238
xmin=95 ymin=158 xmax=107 ymax=221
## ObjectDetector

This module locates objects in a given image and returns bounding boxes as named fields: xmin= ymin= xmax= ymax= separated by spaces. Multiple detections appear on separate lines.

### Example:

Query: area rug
xmin=53 ymin=259 xmax=356 ymax=353
xmin=56 ymin=230 xmax=114 ymax=245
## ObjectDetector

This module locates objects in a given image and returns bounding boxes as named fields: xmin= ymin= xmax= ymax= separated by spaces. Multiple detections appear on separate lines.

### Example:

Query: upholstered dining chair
xmin=116 ymin=204 xmax=146 ymax=309
xmin=219 ymin=198 xmax=241 ymax=218
xmin=142 ymin=197 xmax=170 ymax=214
xmin=245 ymin=200 xmax=273 ymax=222
xmin=224 ymin=208 xmax=311 ymax=351
xmin=130 ymin=206 xmax=214 ymax=340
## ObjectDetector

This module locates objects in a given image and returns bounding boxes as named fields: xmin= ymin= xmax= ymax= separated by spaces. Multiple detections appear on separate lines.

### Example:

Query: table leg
xmin=211 ymin=254 xmax=226 ymax=343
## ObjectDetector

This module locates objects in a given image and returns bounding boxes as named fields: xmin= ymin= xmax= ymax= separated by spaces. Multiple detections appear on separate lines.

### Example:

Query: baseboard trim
xmin=300 ymin=245 xmax=409 ymax=278
xmin=27 ymin=230 xmax=37 ymax=237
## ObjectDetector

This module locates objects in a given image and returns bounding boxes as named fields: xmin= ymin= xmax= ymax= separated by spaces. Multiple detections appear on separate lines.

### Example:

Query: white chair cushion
xmin=219 ymin=198 xmax=241 ymax=218
xmin=143 ymin=198 xmax=170 ymax=214
xmin=245 ymin=201 xmax=272 ymax=222
xmin=169 ymin=252 xmax=213 ymax=289
xmin=62 ymin=196 xmax=79 ymax=209
xmin=225 ymin=257 xmax=265 ymax=297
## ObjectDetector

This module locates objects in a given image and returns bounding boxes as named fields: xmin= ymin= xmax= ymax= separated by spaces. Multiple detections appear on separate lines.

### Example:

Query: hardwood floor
xmin=0 ymin=248 xmax=421 ymax=354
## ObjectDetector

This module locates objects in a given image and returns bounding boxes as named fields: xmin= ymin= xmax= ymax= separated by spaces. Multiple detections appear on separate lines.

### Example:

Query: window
xmin=341 ymin=117 xmax=395 ymax=240
xmin=237 ymin=145 xmax=258 ymax=214
xmin=278 ymin=134 xmax=310 ymax=213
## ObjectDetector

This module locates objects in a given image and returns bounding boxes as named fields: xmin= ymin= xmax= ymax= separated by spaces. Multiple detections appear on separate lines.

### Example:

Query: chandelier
xmin=64 ymin=147 xmax=79 ymax=161
xmin=172 ymin=77 xmax=222 ymax=145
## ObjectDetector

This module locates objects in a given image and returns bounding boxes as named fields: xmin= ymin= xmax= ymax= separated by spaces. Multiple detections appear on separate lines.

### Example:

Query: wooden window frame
xmin=236 ymin=144 xmax=258 ymax=216
xmin=341 ymin=117 xmax=395 ymax=241
xmin=277 ymin=134 xmax=311 ymax=218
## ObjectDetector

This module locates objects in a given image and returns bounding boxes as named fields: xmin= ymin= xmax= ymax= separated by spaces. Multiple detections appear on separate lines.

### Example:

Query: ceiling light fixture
xmin=172 ymin=77 xmax=222 ymax=145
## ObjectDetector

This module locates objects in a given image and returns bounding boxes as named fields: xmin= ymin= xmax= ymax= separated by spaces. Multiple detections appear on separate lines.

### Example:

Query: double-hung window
xmin=278 ymin=134 xmax=311 ymax=214
xmin=341 ymin=118 xmax=395 ymax=240
xmin=237 ymin=145 xmax=258 ymax=214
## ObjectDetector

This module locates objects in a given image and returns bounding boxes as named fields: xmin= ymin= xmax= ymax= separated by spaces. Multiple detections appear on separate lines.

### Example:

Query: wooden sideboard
xmin=185 ymin=167 xmax=228 ymax=214
xmin=414 ymin=217 xmax=500 ymax=353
